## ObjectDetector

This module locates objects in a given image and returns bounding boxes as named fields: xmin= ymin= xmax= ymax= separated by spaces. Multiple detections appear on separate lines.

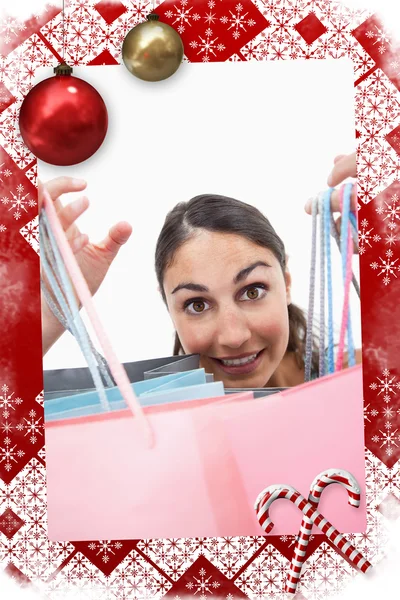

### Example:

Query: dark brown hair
xmin=155 ymin=194 xmax=319 ymax=378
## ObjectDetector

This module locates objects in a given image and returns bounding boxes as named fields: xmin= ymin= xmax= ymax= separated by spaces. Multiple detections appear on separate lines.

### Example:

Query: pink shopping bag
xmin=212 ymin=364 xmax=367 ymax=535
xmin=45 ymin=391 xmax=256 ymax=541
xmin=45 ymin=366 xmax=366 ymax=541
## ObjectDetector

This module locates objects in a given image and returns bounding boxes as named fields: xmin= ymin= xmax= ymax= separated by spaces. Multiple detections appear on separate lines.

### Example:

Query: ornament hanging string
xmin=62 ymin=0 xmax=65 ymax=60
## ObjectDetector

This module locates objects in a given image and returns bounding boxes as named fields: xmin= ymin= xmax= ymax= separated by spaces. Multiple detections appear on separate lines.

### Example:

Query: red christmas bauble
xmin=19 ymin=66 xmax=108 ymax=166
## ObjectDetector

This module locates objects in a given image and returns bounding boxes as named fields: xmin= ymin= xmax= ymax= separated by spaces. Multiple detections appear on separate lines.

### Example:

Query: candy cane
xmin=255 ymin=484 xmax=372 ymax=576
xmin=285 ymin=469 xmax=361 ymax=594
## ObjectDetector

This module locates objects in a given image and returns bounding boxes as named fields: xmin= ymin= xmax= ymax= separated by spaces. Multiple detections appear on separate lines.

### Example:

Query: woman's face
xmin=163 ymin=230 xmax=291 ymax=388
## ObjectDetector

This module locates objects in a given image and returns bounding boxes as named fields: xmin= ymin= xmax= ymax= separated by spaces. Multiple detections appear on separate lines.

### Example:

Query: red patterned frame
xmin=1 ymin=0 xmax=400 ymax=598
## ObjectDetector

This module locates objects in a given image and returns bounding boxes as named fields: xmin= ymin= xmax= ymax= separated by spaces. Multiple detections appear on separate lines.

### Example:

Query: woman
xmin=41 ymin=153 xmax=360 ymax=388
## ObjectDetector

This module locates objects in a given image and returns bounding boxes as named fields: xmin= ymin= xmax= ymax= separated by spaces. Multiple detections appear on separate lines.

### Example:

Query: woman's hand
xmin=304 ymin=152 xmax=358 ymax=252
xmin=40 ymin=177 xmax=132 ymax=354
xmin=326 ymin=152 xmax=357 ymax=212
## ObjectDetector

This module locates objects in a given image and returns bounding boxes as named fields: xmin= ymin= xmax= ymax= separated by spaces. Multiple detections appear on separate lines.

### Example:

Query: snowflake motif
xmin=0 ymin=224 xmax=6 ymax=232
xmin=0 ymin=384 xmax=23 ymax=412
xmin=165 ymin=1 xmax=201 ymax=34
xmin=19 ymin=216 xmax=40 ymax=255
xmin=220 ymin=3 xmax=256 ymax=40
xmin=385 ymin=231 xmax=398 ymax=245
xmin=186 ymin=568 xmax=221 ymax=595
xmin=365 ymin=25 xmax=392 ymax=52
xmin=0 ymin=162 xmax=12 ymax=182
xmin=376 ymin=193 xmax=400 ymax=229
xmin=0 ymin=384 xmax=26 ymax=473
xmin=364 ymin=403 xmax=379 ymax=423
xmin=0 ymin=444 xmax=25 ymax=471
xmin=383 ymin=406 xmax=395 ymax=419
xmin=298 ymin=541 xmax=355 ymax=597
xmin=189 ymin=29 xmax=226 ymax=61
xmin=358 ymin=218 xmax=380 ymax=254
xmin=369 ymin=369 xmax=400 ymax=403
xmin=370 ymin=250 xmax=400 ymax=285
xmin=0 ymin=15 xmax=27 ymax=45
xmin=1 ymin=419 xmax=13 ymax=437
xmin=205 ymin=9 xmax=217 ymax=26
xmin=235 ymin=543 xmax=289 ymax=597
xmin=377 ymin=429 xmax=400 ymax=456
xmin=0 ymin=510 xmax=22 ymax=535
xmin=86 ymin=540 xmax=123 ymax=563
xmin=15 ymin=410 xmax=43 ymax=444
xmin=35 ymin=391 xmax=44 ymax=407
xmin=1 ymin=184 xmax=36 ymax=220
xmin=125 ymin=0 xmax=155 ymax=22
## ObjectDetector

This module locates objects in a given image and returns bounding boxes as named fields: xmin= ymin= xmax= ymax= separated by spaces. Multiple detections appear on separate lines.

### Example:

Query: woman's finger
xmin=95 ymin=221 xmax=133 ymax=259
xmin=44 ymin=176 xmax=87 ymax=203
xmin=327 ymin=152 xmax=357 ymax=186
xmin=58 ymin=196 xmax=89 ymax=233
xmin=333 ymin=154 xmax=346 ymax=165
xmin=304 ymin=183 xmax=357 ymax=215
xmin=329 ymin=183 xmax=357 ymax=213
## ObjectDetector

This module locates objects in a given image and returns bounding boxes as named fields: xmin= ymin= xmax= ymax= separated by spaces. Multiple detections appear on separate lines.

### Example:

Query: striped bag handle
xmin=40 ymin=213 xmax=115 ymax=392
xmin=335 ymin=183 xmax=356 ymax=370
xmin=304 ymin=195 xmax=319 ymax=382
xmin=40 ymin=188 xmax=154 ymax=448
xmin=40 ymin=212 xmax=113 ymax=412
xmin=305 ymin=183 xmax=359 ymax=380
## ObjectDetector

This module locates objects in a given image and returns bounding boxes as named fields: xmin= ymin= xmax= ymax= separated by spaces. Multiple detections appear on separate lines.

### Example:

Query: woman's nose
xmin=216 ymin=307 xmax=252 ymax=349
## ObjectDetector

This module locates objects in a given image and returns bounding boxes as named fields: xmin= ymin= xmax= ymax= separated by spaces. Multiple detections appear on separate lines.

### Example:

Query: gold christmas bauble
xmin=122 ymin=14 xmax=184 ymax=82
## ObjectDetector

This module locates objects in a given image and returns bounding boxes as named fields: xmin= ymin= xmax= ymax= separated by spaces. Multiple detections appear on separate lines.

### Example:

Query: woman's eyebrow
xmin=234 ymin=261 xmax=271 ymax=284
xmin=171 ymin=261 xmax=271 ymax=294
xmin=172 ymin=282 xmax=209 ymax=294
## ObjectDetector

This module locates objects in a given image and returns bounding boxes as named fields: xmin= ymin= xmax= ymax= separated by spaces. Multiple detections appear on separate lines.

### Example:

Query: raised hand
xmin=304 ymin=152 xmax=358 ymax=253
xmin=40 ymin=177 xmax=132 ymax=354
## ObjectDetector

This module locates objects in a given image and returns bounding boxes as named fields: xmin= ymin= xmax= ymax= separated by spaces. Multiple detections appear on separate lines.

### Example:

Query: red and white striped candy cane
xmin=285 ymin=469 xmax=361 ymax=595
xmin=254 ymin=484 xmax=372 ymax=579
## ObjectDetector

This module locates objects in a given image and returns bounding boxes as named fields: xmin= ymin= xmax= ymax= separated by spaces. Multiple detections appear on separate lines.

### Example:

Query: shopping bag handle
xmin=40 ymin=213 xmax=115 ymax=409
xmin=304 ymin=183 xmax=359 ymax=381
xmin=41 ymin=187 xmax=154 ymax=449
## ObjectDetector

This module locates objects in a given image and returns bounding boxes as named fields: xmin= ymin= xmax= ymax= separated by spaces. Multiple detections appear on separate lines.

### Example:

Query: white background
xmin=39 ymin=58 xmax=361 ymax=371
xmin=1 ymin=0 xmax=399 ymax=599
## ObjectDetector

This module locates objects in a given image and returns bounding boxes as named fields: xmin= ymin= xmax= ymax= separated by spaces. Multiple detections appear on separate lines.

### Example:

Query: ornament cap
xmin=147 ymin=13 xmax=160 ymax=21
xmin=54 ymin=62 xmax=73 ymax=76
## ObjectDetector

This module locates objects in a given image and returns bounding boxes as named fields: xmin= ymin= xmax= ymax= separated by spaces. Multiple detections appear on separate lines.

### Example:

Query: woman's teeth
xmin=220 ymin=352 xmax=259 ymax=366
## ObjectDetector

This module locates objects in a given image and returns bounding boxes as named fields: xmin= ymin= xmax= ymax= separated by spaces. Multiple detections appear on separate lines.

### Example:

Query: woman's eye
xmin=185 ymin=300 xmax=210 ymax=314
xmin=240 ymin=285 xmax=266 ymax=301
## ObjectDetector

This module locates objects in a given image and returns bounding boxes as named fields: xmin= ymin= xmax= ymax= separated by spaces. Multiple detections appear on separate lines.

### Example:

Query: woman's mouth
xmin=211 ymin=349 xmax=265 ymax=376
